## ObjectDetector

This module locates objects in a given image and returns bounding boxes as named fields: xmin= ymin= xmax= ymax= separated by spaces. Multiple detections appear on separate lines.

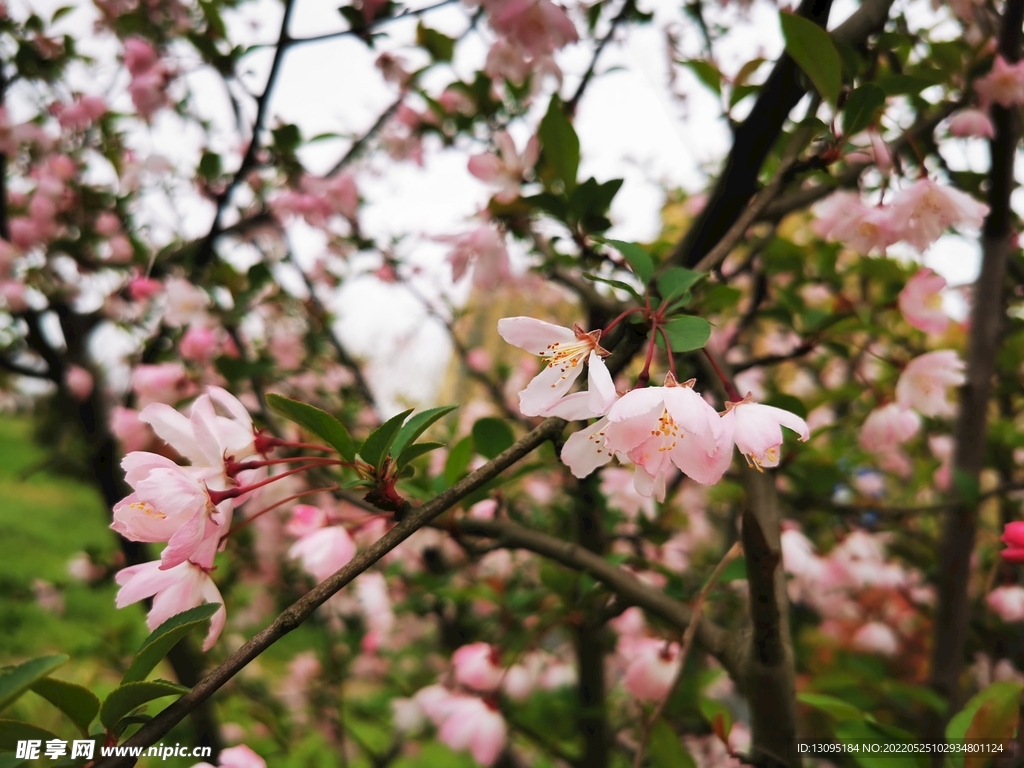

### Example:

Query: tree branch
xmin=94 ymin=416 xmax=567 ymax=768
xmin=929 ymin=0 xmax=1024 ymax=713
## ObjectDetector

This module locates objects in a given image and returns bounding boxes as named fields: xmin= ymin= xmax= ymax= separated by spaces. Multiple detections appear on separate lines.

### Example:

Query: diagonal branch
xmin=94 ymin=416 xmax=567 ymax=768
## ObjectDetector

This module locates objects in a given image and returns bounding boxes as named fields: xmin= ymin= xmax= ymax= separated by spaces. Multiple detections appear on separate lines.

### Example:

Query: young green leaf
xmin=472 ymin=417 xmax=514 ymax=459
xmin=122 ymin=604 xmax=222 ymax=684
xmin=266 ymin=394 xmax=355 ymax=462
xmin=30 ymin=678 xmax=100 ymax=735
xmin=100 ymin=680 xmax=190 ymax=731
xmin=648 ymin=719 xmax=697 ymax=768
xmin=605 ymin=240 xmax=654 ymax=284
xmin=391 ymin=405 xmax=458 ymax=458
xmin=780 ymin=12 xmax=842 ymax=105
xmin=661 ymin=316 xmax=712 ymax=352
xmin=582 ymin=272 xmax=644 ymax=302
xmin=0 ymin=720 xmax=60 ymax=751
xmin=397 ymin=441 xmax=446 ymax=470
xmin=657 ymin=267 xmax=704 ymax=304
xmin=359 ymin=409 xmax=414 ymax=470
xmin=443 ymin=436 xmax=475 ymax=487
xmin=798 ymin=692 xmax=865 ymax=722
xmin=0 ymin=655 xmax=68 ymax=713
xmin=538 ymin=96 xmax=579 ymax=193
xmin=841 ymin=83 xmax=885 ymax=138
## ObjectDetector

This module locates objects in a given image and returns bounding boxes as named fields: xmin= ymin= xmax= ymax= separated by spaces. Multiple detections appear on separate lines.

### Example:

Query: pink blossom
xmin=987 ymin=586 xmax=1024 ymax=622
xmin=1001 ymin=522 xmax=1024 ymax=562
xmin=356 ymin=572 xmax=394 ymax=647
xmin=716 ymin=395 xmax=809 ymax=471
xmin=124 ymin=38 xmax=159 ymax=76
xmin=107 ymin=234 xmax=134 ymax=263
xmin=217 ymin=746 xmax=266 ymax=768
xmin=859 ymin=404 xmax=920 ymax=453
xmin=95 ymin=212 xmax=122 ymax=237
xmin=899 ymin=268 xmax=949 ymax=335
xmin=929 ymin=434 xmax=954 ymax=491
xmin=437 ymin=696 xmax=508 ymax=766
xmin=484 ymin=39 xmax=533 ymax=85
xmin=64 ymin=365 xmax=93 ymax=402
xmin=600 ymin=467 xmax=657 ymax=520
xmin=888 ymin=179 xmax=989 ymax=253
xmin=948 ymin=109 xmax=996 ymax=139
xmin=111 ymin=406 xmax=151 ymax=452
xmin=497 ymin=317 xmax=611 ymax=416
xmin=974 ymin=55 xmax=1024 ymax=108
xmin=486 ymin=0 xmax=578 ymax=57
xmin=115 ymin=560 xmax=226 ymax=650
xmin=55 ymin=95 xmax=107 ymax=130
xmin=438 ymin=226 xmax=510 ymax=289
xmin=286 ymin=504 xmax=328 ymax=537
xmin=850 ymin=621 xmax=900 ymax=656
xmin=453 ymin=642 xmax=504 ymax=692
xmin=623 ymin=638 xmax=681 ymax=701
xmin=130 ymin=69 xmax=170 ymax=121
xmin=129 ymin=276 xmax=162 ymax=301
xmin=895 ymin=350 xmax=965 ymax=417
xmin=179 ymin=325 xmax=220 ymax=362
xmin=289 ymin=526 xmax=357 ymax=582
xmin=813 ymin=191 xmax=897 ymax=254
xmin=0 ymin=279 xmax=27 ymax=312
xmin=468 ymin=131 xmax=539 ymax=203
xmin=131 ymin=362 xmax=191 ymax=407
xmin=163 ymin=278 xmax=210 ymax=327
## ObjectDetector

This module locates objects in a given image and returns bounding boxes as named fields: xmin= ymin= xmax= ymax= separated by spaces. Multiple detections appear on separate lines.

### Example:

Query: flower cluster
xmin=498 ymin=317 xmax=809 ymax=499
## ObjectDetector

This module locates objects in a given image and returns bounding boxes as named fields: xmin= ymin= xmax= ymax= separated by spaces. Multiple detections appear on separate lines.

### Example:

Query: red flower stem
xmin=602 ymin=307 xmax=642 ymax=335
xmin=273 ymin=440 xmax=336 ymax=453
xmin=659 ymin=327 xmax=676 ymax=378
xmin=702 ymin=348 xmax=742 ymax=402
xmin=228 ymin=456 xmax=344 ymax=473
xmin=227 ymin=485 xmax=340 ymax=536
xmin=637 ymin=328 xmax=659 ymax=388
xmin=209 ymin=464 xmax=334 ymax=505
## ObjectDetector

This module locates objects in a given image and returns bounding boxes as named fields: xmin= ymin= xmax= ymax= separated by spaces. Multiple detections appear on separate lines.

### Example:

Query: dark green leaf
xmin=122 ymin=604 xmax=222 ymax=684
xmin=359 ymin=409 xmax=414 ymax=470
xmin=30 ymin=678 xmax=99 ymax=735
xmin=416 ymin=23 xmax=455 ymax=61
xmin=444 ymin=436 xmax=475 ymax=486
xmin=841 ymin=83 xmax=885 ymax=137
xmin=0 ymin=720 xmax=59 ymax=751
xmin=266 ymin=394 xmax=356 ymax=462
xmin=605 ymin=240 xmax=654 ymax=285
xmin=538 ymin=96 xmax=579 ymax=192
xmin=657 ymin=267 xmax=704 ymax=303
xmin=719 ymin=557 xmax=746 ymax=582
xmin=100 ymin=680 xmax=190 ymax=731
xmin=391 ymin=405 xmax=458 ymax=458
xmin=397 ymin=442 xmax=445 ymax=470
xmin=649 ymin=719 xmax=696 ymax=768
xmin=681 ymin=59 xmax=722 ymax=94
xmin=0 ymin=655 xmax=68 ymax=713
xmin=197 ymin=151 xmax=222 ymax=181
xmin=947 ymin=681 xmax=1023 ymax=768
xmin=661 ymin=316 xmax=712 ymax=352
xmin=472 ymin=418 xmax=514 ymax=460
xmin=798 ymin=692 xmax=864 ymax=721
xmin=780 ymin=12 xmax=842 ymax=105
xmin=581 ymin=273 xmax=643 ymax=301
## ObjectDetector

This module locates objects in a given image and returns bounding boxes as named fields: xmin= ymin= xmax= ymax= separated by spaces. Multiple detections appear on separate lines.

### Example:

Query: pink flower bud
xmin=64 ymin=364 xmax=93 ymax=402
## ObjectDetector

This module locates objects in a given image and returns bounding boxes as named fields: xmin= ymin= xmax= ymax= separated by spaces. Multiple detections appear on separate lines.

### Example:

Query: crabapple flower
xmin=64 ymin=365 xmax=93 ymax=402
xmin=974 ymin=55 xmax=1024 ymax=108
xmin=486 ymin=0 xmax=578 ymax=56
xmin=115 ymin=560 xmax=226 ymax=650
xmin=436 ymin=696 xmax=508 ymax=766
xmin=888 ymin=179 xmax=989 ymax=253
xmin=895 ymin=350 xmax=966 ymax=417
xmin=497 ymin=317 xmax=610 ymax=416
xmin=948 ymin=109 xmax=996 ymax=139
xmin=716 ymin=395 xmax=810 ymax=472
xmin=289 ymin=526 xmax=357 ymax=582
xmin=899 ymin=268 xmax=949 ymax=335
xmin=1001 ymin=522 xmax=1024 ymax=562
xmin=929 ymin=434 xmax=954 ymax=491
xmin=813 ymin=192 xmax=897 ymax=254
xmin=623 ymin=638 xmax=682 ymax=701
xmin=438 ymin=226 xmax=510 ymax=290
xmin=468 ymin=131 xmax=539 ymax=203
xmin=453 ymin=643 xmax=504 ymax=692
xmin=987 ymin=586 xmax=1024 ymax=622
xmin=850 ymin=621 xmax=900 ymax=656
xmin=859 ymin=404 xmax=921 ymax=453
xmin=192 ymin=745 xmax=267 ymax=768
xmin=602 ymin=374 xmax=725 ymax=492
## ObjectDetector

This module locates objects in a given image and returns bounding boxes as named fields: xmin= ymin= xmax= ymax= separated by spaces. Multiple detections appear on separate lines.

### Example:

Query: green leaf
xmin=649 ymin=719 xmax=697 ymax=768
xmin=0 ymin=720 xmax=60 ymax=752
xmin=100 ymin=680 xmax=190 ymax=731
xmin=947 ymin=681 xmax=1023 ymax=768
xmin=681 ymin=59 xmax=722 ymax=94
xmin=657 ymin=267 xmax=704 ymax=304
xmin=0 ymin=655 xmax=68 ymax=713
xmin=443 ymin=436 xmax=475 ymax=487
xmin=661 ymin=316 xmax=712 ymax=352
xmin=416 ymin=23 xmax=454 ymax=61
xmin=604 ymin=240 xmax=654 ymax=285
xmin=952 ymin=469 xmax=981 ymax=506
xmin=841 ymin=83 xmax=885 ymax=137
xmin=122 ymin=604 xmax=222 ymax=684
xmin=834 ymin=720 xmax=902 ymax=768
xmin=397 ymin=442 xmax=445 ymax=470
xmin=699 ymin=697 xmax=733 ymax=742
xmin=30 ymin=678 xmax=99 ymax=735
xmin=359 ymin=409 xmax=414 ymax=471
xmin=798 ymin=691 xmax=864 ymax=721
xmin=472 ymin=418 xmax=514 ymax=460
xmin=582 ymin=272 xmax=644 ymax=301
xmin=266 ymin=394 xmax=356 ymax=462
xmin=719 ymin=557 xmax=746 ymax=582
xmin=0 ymin=753 xmax=26 ymax=768
xmin=780 ymin=11 xmax=842 ymax=105
xmin=391 ymin=405 xmax=458 ymax=458
xmin=538 ymin=96 xmax=579 ymax=193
